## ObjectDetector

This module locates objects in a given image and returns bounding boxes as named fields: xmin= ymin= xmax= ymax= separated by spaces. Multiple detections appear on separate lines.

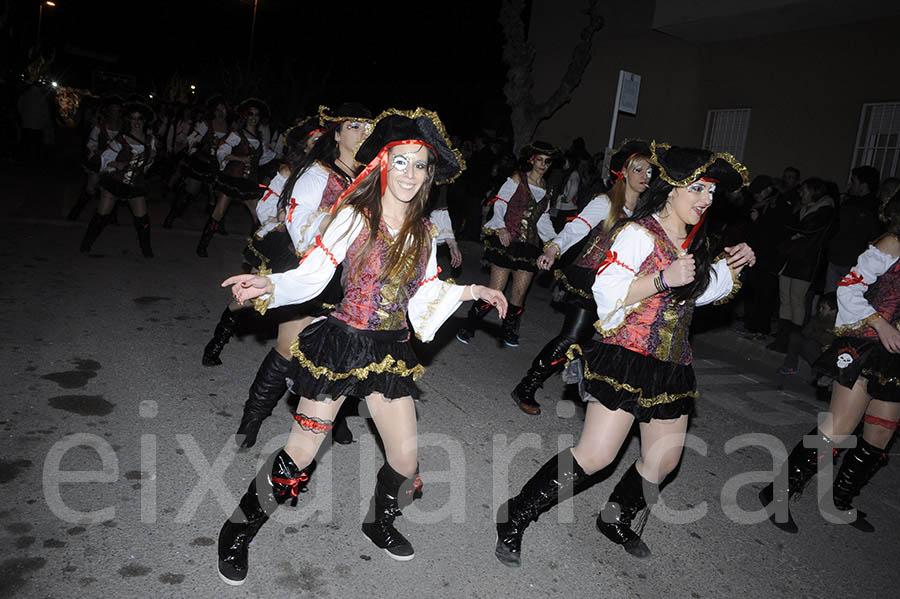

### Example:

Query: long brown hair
xmin=604 ymin=152 xmax=650 ymax=233
xmin=338 ymin=147 xmax=437 ymax=283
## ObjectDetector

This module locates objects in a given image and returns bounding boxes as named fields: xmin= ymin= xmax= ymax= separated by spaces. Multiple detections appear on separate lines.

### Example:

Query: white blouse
xmin=592 ymin=219 xmax=737 ymax=334
xmin=254 ymin=172 xmax=288 ymax=237
xmin=216 ymin=131 xmax=276 ymax=171
xmin=484 ymin=177 xmax=556 ymax=242
xmin=430 ymin=208 xmax=456 ymax=245
xmin=282 ymin=162 xmax=332 ymax=253
xmin=260 ymin=206 xmax=467 ymax=342
xmin=546 ymin=194 xmax=615 ymax=256
xmin=100 ymin=136 xmax=157 ymax=173
xmin=834 ymin=244 xmax=899 ymax=332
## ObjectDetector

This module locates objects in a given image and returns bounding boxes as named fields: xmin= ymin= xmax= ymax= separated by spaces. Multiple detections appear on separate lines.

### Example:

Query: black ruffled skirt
xmin=565 ymin=341 xmax=697 ymax=422
xmin=814 ymin=335 xmax=900 ymax=402
xmin=215 ymin=174 xmax=261 ymax=201
xmin=483 ymin=235 xmax=541 ymax=272
xmin=554 ymin=265 xmax=596 ymax=310
xmin=288 ymin=316 xmax=423 ymax=401
xmin=100 ymin=176 xmax=147 ymax=199
xmin=182 ymin=153 xmax=217 ymax=183
xmin=243 ymin=229 xmax=298 ymax=274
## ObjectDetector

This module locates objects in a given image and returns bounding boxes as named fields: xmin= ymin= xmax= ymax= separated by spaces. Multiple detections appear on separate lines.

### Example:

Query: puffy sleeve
xmin=216 ymin=132 xmax=240 ymax=169
xmin=100 ymin=139 xmax=122 ymax=172
xmin=695 ymin=257 xmax=739 ymax=306
xmin=284 ymin=166 xmax=329 ymax=251
xmin=186 ymin=121 xmax=208 ymax=154
xmin=834 ymin=245 xmax=898 ymax=334
xmin=86 ymin=125 xmax=101 ymax=156
xmin=145 ymin=137 xmax=157 ymax=171
xmin=255 ymin=172 xmax=288 ymax=233
xmin=537 ymin=210 xmax=556 ymax=242
xmin=593 ymin=224 xmax=654 ymax=334
xmin=408 ymin=238 xmax=467 ymax=342
xmin=258 ymin=140 xmax=276 ymax=166
xmin=256 ymin=207 xmax=363 ymax=312
xmin=483 ymin=178 xmax=518 ymax=231
xmin=430 ymin=209 xmax=456 ymax=245
xmin=547 ymin=194 xmax=610 ymax=256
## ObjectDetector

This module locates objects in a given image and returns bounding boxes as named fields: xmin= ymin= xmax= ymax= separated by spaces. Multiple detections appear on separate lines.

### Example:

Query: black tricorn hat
xmin=122 ymin=97 xmax=155 ymax=123
xmin=205 ymin=93 xmax=229 ymax=111
xmin=650 ymin=141 xmax=749 ymax=192
xmin=355 ymin=108 xmax=465 ymax=184
xmin=284 ymin=115 xmax=324 ymax=144
xmin=609 ymin=139 xmax=651 ymax=181
xmin=237 ymin=97 xmax=270 ymax=119
xmin=318 ymin=102 xmax=373 ymax=123
xmin=521 ymin=140 xmax=560 ymax=159
xmin=99 ymin=94 xmax=124 ymax=112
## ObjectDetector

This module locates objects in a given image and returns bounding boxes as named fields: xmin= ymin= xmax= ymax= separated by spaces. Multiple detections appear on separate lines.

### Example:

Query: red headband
xmin=610 ymin=152 xmax=641 ymax=181
xmin=329 ymin=139 xmax=436 ymax=214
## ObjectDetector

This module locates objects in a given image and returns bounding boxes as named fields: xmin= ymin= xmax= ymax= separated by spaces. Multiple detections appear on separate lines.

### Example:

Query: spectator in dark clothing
xmin=824 ymin=165 xmax=882 ymax=292
xmin=771 ymin=178 xmax=835 ymax=351
xmin=778 ymin=292 xmax=837 ymax=375
xmin=740 ymin=176 xmax=783 ymax=338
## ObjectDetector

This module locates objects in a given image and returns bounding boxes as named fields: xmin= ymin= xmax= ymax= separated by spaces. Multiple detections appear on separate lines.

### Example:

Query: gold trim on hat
xmin=650 ymin=141 xmax=750 ymax=188
xmin=318 ymin=105 xmax=374 ymax=123
xmin=367 ymin=107 xmax=467 ymax=185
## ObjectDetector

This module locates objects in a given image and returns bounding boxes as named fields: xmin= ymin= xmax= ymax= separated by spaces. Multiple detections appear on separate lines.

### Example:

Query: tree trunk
xmin=499 ymin=0 xmax=604 ymax=152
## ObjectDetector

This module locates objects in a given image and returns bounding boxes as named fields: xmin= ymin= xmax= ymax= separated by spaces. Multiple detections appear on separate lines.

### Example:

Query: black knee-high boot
xmin=217 ymin=450 xmax=315 ymax=585
xmin=133 ymin=215 xmax=153 ymax=258
xmin=495 ymin=450 xmax=593 ymax=567
xmin=163 ymin=190 xmax=193 ymax=228
xmin=67 ymin=189 xmax=95 ymax=221
xmin=456 ymin=299 xmax=493 ymax=343
xmin=197 ymin=216 xmax=219 ymax=257
xmin=758 ymin=427 xmax=834 ymax=533
xmin=80 ymin=212 xmax=111 ymax=253
xmin=831 ymin=437 xmax=888 ymax=532
xmin=202 ymin=307 xmax=240 ymax=366
xmin=501 ymin=305 xmax=524 ymax=347
xmin=596 ymin=462 xmax=658 ymax=558
xmin=362 ymin=462 xmax=423 ymax=561
xmin=512 ymin=306 xmax=594 ymax=415
xmin=235 ymin=348 xmax=293 ymax=449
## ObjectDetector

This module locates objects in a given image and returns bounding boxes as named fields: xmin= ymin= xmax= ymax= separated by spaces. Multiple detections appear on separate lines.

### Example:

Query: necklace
xmin=336 ymin=157 xmax=356 ymax=176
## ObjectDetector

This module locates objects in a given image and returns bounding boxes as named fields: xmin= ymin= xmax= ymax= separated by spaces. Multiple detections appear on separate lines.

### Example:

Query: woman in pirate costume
xmin=216 ymin=109 xmax=505 ymax=584
xmin=79 ymin=100 xmax=158 ymax=257
xmin=457 ymin=141 xmax=558 ymax=347
xmin=759 ymin=191 xmax=900 ymax=534
xmin=163 ymin=95 xmax=231 ymax=229
xmin=510 ymin=140 xmax=652 ymax=415
xmin=495 ymin=143 xmax=753 ymax=567
xmin=68 ymin=95 xmax=123 ymax=221
xmin=196 ymin=97 xmax=275 ymax=257
xmin=201 ymin=105 xmax=371 ymax=454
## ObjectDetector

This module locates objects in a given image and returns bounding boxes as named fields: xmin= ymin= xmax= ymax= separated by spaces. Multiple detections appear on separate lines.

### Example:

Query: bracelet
xmin=659 ymin=270 xmax=670 ymax=291
xmin=653 ymin=272 xmax=669 ymax=294
xmin=469 ymin=284 xmax=480 ymax=301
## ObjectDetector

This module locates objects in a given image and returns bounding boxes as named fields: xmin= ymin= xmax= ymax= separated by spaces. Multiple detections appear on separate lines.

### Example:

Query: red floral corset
xmin=575 ymin=225 xmax=613 ymax=270
xmin=602 ymin=216 xmax=696 ymax=365
xmin=318 ymin=166 xmax=350 ymax=211
xmin=331 ymin=219 xmax=431 ymax=334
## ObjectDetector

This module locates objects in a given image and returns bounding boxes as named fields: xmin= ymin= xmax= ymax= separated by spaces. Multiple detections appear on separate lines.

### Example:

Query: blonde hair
xmin=604 ymin=153 xmax=650 ymax=233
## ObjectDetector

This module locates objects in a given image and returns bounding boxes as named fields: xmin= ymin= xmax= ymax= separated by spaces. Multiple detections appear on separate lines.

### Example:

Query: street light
xmin=37 ymin=1 xmax=56 ymax=49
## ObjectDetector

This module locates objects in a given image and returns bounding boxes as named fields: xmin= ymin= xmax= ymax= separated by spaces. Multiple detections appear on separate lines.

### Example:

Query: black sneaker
xmin=456 ymin=328 xmax=474 ymax=344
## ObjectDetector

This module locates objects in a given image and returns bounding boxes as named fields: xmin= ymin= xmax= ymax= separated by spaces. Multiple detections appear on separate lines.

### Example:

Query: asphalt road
xmin=1 ymin=169 xmax=898 ymax=598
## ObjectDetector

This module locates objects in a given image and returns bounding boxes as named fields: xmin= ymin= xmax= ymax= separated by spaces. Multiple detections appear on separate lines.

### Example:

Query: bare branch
xmin=537 ymin=0 xmax=604 ymax=120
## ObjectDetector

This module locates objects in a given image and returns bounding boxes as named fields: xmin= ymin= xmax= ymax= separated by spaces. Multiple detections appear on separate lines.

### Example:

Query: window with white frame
xmin=851 ymin=102 xmax=900 ymax=178
xmin=702 ymin=108 xmax=751 ymax=161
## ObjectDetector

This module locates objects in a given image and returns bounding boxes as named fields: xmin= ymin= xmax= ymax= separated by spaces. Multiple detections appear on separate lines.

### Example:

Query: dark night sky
xmin=18 ymin=0 xmax=513 ymax=135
